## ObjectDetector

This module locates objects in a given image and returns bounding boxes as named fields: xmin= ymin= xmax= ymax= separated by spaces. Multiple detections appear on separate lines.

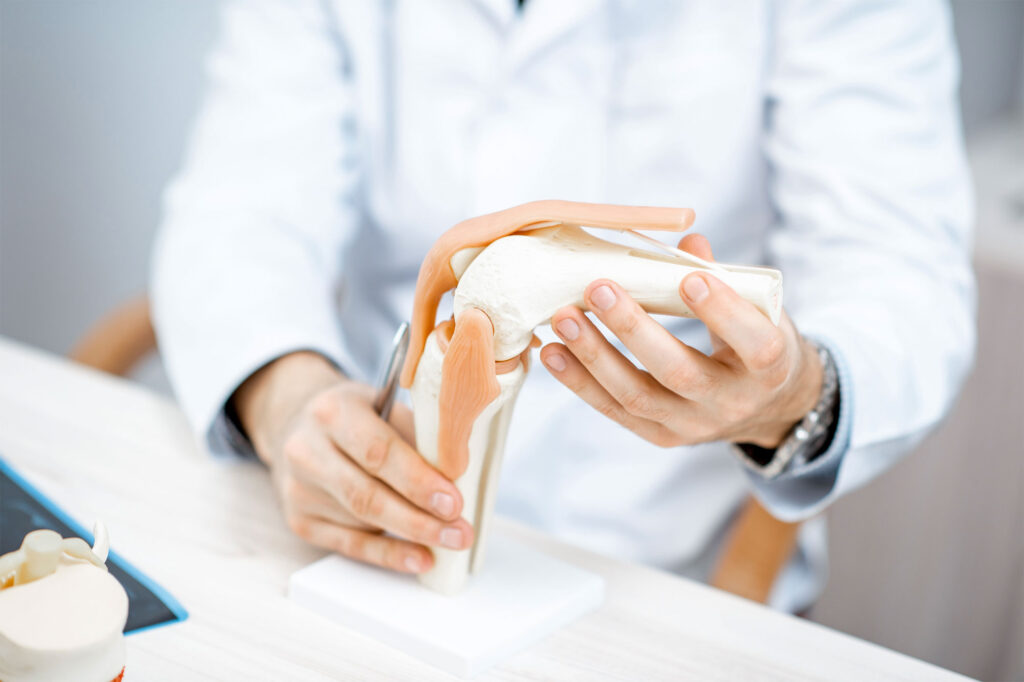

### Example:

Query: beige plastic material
xmin=407 ymin=207 xmax=782 ymax=594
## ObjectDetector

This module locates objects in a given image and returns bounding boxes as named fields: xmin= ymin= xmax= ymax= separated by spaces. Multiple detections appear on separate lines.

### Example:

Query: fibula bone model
xmin=401 ymin=201 xmax=783 ymax=594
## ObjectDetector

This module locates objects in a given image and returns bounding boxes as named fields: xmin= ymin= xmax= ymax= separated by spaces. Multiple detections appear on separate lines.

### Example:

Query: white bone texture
xmin=410 ymin=224 xmax=782 ymax=593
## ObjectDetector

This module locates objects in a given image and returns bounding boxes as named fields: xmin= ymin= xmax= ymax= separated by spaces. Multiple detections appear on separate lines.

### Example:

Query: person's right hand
xmin=232 ymin=351 xmax=473 ymax=574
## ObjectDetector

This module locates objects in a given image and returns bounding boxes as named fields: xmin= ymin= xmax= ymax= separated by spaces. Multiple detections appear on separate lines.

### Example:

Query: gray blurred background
xmin=1 ymin=2 xmax=1023 ymax=679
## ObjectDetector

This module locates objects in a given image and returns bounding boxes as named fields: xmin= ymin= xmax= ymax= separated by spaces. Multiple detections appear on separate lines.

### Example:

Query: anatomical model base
xmin=403 ymin=201 xmax=783 ymax=594
xmin=0 ymin=523 xmax=129 ymax=682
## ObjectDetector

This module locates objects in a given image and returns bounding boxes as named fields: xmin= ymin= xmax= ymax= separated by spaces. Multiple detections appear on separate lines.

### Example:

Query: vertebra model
xmin=402 ymin=201 xmax=782 ymax=594
xmin=0 ymin=524 xmax=128 ymax=682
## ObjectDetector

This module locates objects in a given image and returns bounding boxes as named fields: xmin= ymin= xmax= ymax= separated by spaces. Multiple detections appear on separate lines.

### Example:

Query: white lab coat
xmin=152 ymin=0 xmax=974 ymax=612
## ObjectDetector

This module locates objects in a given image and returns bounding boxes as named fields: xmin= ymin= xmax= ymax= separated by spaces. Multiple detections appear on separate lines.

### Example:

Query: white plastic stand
xmin=288 ymin=534 xmax=605 ymax=678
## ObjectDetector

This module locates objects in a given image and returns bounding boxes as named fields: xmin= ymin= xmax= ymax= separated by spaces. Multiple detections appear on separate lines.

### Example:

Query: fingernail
xmin=440 ymin=528 xmax=464 ymax=549
xmin=590 ymin=285 xmax=616 ymax=311
xmin=683 ymin=275 xmax=709 ymax=303
xmin=545 ymin=353 xmax=567 ymax=372
xmin=404 ymin=555 xmax=423 ymax=572
xmin=431 ymin=492 xmax=455 ymax=517
xmin=556 ymin=318 xmax=580 ymax=341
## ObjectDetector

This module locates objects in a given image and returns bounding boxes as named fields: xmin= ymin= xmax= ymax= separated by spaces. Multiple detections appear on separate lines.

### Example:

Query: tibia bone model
xmin=401 ymin=201 xmax=782 ymax=594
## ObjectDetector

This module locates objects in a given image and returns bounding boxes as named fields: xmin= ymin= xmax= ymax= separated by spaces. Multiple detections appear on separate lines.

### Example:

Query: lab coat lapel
xmin=467 ymin=0 xmax=516 ymax=31
xmin=504 ymin=0 xmax=604 ymax=70
xmin=461 ymin=0 xmax=605 ymax=72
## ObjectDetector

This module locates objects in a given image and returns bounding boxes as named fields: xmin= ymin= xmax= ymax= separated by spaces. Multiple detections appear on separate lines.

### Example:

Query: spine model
xmin=401 ymin=201 xmax=782 ymax=594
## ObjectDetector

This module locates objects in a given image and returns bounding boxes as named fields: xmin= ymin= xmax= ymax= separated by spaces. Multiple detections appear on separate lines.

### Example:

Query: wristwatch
xmin=733 ymin=341 xmax=840 ymax=479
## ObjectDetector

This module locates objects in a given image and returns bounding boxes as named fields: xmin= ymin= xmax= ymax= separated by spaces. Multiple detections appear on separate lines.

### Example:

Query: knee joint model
xmin=401 ymin=201 xmax=782 ymax=593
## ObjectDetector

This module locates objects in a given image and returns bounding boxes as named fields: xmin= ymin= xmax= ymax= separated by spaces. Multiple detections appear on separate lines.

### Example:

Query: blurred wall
xmin=953 ymin=0 xmax=1024 ymax=130
xmin=0 ymin=0 xmax=219 ymax=360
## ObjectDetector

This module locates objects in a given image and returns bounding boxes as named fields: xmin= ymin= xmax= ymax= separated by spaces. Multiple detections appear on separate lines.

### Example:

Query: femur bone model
xmin=401 ymin=201 xmax=783 ymax=594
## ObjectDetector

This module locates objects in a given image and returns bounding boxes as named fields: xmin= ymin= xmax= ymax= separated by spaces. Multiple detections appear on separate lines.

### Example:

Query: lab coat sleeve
xmin=152 ymin=0 xmax=360 ymax=456
xmin=747 ymin=0 xmax=975 ymax=520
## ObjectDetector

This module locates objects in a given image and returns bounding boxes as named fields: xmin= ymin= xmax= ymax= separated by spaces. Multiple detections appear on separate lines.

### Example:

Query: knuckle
xmin=619 ymin=389 xmax=648 ymax=416
xmin=597 ymin=398 xmax=624 ymax=422
xmin=404 ymin=469 xmax=436 ymax=503
xmin=689 ymin=417 xmax=716 ymax=441
xmin=720 ymin=403 xmax=749 ymax=428
xmin=286 ymin=514 xmax=309 ymax=538
xmin=362 ymin=436 xmax=392 ymax=475
xmin=691 ymin=426 xmax=715 ymax=444
xmin=383 ymin=542 xmax=408 ymax=571
xmin=685 ymin=419 xmax=716 ymax=444
xmin=672 ymin=431 xmax=698 ymax=447
xmin=336 ymin=530 xmax=367 ymax=559
xmin=419 ymin=463 xmax=446 ymax=490
xmin=574 ymin=340 xmax=600 ymax=367
xmin=347 ymin=484 xmax=382 ymax=520
xmin=405 ymin=515 xmax=434 ymax=543
xmin=650 ymin=429 xmax=683 ymax=448
xmin=282 ymin=434 xmax=313 ymax=470
xmin=716 ymin=390 xmax=751 ymax=423
xmin=310 ymin=389 xmax=341 ymax=426
xmin=565 ymin=373 xmax=589 ymax=395
xmin=283 ymin=476 xmax=306 ymax=504
xmin=739 ymin=389 xmax=763 ymax=417
xmin=617 ymin=309 xmax=642 ymax=338
xmin=662 ymin=362 xmax=700 ymax=394
xmin=763 ymin=360 xmax=790 ymax=386
xmin=620 ymin=389 xmax=666 ymax=421
xmin=750 ymin=334 xmax=786 ymax=373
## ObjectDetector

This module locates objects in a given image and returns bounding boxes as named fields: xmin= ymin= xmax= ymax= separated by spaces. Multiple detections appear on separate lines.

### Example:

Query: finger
xmin=312 ymin=391 xmax=463 ymax=521
xmin=288 ymin=481 xmax=369 ymax=529
xmin=550 ymin=306 xmax=686 ymax=422
xmin=311 ymin=447 xmax=476 ymax=551
xmin=677 ymin=233 xmax=714 ymax=261
xmin=676 ymin=234 xmax=727 ymax=352
xmin=292 ymin=515 xmax=434 ymax=574
xmin=582 ymin=280 xmax=724 ymax=400
xmin=540 ymin=342 xmax=685 ymax=448
xmin=709 ymin=331 xmax=728 ymax=355
xmin=679 ymin=273 xmax=787 ymax=375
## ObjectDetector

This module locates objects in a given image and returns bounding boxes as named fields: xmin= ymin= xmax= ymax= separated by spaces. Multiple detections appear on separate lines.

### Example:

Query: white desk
xmin=0 ymin=337 xmax=969 ymax=681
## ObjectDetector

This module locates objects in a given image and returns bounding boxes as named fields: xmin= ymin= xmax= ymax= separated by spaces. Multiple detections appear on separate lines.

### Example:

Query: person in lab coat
xmin=152 ymin=0 xmax=974 ymax=612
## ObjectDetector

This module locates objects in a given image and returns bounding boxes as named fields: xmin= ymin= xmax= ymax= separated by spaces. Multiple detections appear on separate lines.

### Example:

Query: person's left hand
xmin=539 ymin=234 xmax=823 ymax=450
